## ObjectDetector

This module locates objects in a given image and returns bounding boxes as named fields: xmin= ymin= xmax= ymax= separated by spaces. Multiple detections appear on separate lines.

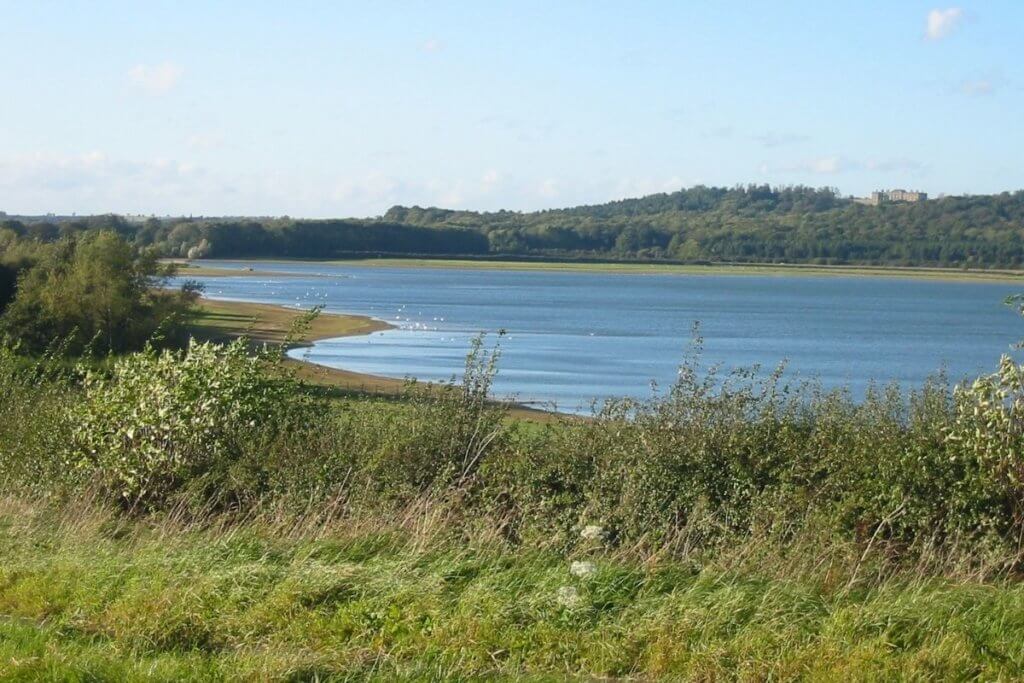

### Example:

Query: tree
xmin=0 ymin=263 xmax=17 ymax=314
xmin=1 ymin=231 xmax=195 ymax=354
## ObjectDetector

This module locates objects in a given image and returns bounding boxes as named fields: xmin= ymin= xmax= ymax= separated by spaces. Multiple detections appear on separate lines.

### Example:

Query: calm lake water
xmin=180 ymin=261 xmax=1024 ymax=413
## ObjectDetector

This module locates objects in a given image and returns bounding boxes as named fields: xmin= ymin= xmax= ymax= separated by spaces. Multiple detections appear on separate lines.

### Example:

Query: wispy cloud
xmin=701 ymin=125 xmax=735 ymax=140
xmin=0 ymin=151 xmax=212 ymax=213
xmin=960 ymin=79 xmax=994 ymax=96
xmin=865 ymin=158 xmax=925 ymax=173
xmin=797 ymin=156 xmax=847 ymax=174
xmin=186 ymin=132 xmax=225 ymax=151
xmin=480 ymin=169 xmax=501 ymax=188
xmin=128 ymin=62 xmax=183 ymax=94
xmin=537 ymin=178 xmax=560 ymax=199
xmin=752 ymin=132 xmax=810 ymax=149
xmin=926 ymin=8 xmax=964 ymax=40
xmin=770 ymin=156 xmax=924 ymax=176
xmin=617 ymin=50 xmax=648 ymax=68
xmin=476 ymin=114 xmax=559 ymax=144
xmin=420 ymin=38 xmax=444 ymax=53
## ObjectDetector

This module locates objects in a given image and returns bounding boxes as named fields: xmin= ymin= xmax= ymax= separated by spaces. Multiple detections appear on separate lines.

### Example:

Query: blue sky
xmin=0 ymin=1 xmax=1020 ymax=217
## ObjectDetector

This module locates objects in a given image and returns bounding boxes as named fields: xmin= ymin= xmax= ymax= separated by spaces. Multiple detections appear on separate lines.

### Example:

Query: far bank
xmin=169 ymin=257 xmax=1024 ymax=283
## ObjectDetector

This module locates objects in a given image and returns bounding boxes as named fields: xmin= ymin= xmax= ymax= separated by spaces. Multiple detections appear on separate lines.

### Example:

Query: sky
xmin=0 ymin=1 xmax=1021 ymax=217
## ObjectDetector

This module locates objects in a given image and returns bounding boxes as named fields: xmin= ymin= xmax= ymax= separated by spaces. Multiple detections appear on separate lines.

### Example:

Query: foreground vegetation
xmin=3 ymin=317 xmax=1024 ymax=677
xmin=5 ymin=496 xmax=1024 ymax=680
xmin=7 ymin=184 xmax=1024 ymax=269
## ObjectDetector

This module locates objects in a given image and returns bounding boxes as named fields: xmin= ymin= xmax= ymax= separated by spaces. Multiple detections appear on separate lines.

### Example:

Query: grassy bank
xmin=3 ymin=496 xmax=1024 ymax=680
xmin=176 ymin=257 xmax=1024 ymax=282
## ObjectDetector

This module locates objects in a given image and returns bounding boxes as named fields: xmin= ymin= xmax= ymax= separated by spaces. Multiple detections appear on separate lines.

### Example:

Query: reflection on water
xmin=178 ymin=261 xmax=1024 ymax=413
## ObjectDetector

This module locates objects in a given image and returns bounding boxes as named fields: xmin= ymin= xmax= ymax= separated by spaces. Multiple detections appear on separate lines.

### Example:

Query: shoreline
xmin=189 ymin=297 xmax=559 ymax=421
xmin=170 ymin=257 xmax=1024 ymax=283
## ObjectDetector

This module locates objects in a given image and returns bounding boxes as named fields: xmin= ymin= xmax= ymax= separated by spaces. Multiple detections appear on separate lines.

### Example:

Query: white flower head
xmin=570 ymin=560 xmax=596 ymax=578
xmin=580 ymin=525 xmax=605 ymax=542
xmin=556 ymin=585 xmax=581 ymax=608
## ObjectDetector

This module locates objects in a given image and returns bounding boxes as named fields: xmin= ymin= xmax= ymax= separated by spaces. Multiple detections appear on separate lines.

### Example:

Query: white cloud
xmin=770 ymin=156 xmax=853 ymax=175
xmin=809 ymin=156 xmax=845 ymax=174
xmin=865 ymin=158 xmax=924 ymax=173
xmin=0 ymin=151 xmax=336 ymax=218
xmin=960 ymin=79 xmax=994 ymax=96
xmin=538 ymin=178 xmax=560 ymax=199
xmin=481 ymin=169 xmax=500 ymax=188
xmin=186 ymin=132 xmax=225 ymax=150
xmin=701 ymin=125 xmax=735 ymax=140
xmin=128 ymin=62 xmax=183 ymax=94
xmin=421 ymin=38 xmax=444 ymax=53
xmin=0 ymin=152 xmax=197 ymax=187
xmin=926 ymin=8 xmax=964 ymax=40
xmin=768 ymin=155 xmax=924 ymax=178
xmin=753 ymin=132 xmax=810 ymax=148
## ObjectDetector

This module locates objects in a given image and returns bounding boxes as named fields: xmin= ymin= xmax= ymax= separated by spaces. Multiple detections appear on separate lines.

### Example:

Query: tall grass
xmin=3 ymin=332 xmax=1024 ymax=569
xmin=4 ymin=494 xmax=1024 ymax=680
xmin=3 ymin=332 xmax=1024 ymax=677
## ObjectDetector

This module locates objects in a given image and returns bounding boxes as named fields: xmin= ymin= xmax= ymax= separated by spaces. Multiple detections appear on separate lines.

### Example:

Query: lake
xmin=179 ymin=261 xmax=1024 ymax=413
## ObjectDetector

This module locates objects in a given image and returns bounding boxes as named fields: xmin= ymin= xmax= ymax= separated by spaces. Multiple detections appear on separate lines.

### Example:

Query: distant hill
xmin=4 ymin=185 xmax=1024 ymax=268
xmin=382 ymin=185 xmax=1024 ymax=268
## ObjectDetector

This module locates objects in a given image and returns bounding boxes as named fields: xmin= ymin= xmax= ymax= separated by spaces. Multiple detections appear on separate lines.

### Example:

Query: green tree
xmin=1 ymin=231 xmax=194 ymax=354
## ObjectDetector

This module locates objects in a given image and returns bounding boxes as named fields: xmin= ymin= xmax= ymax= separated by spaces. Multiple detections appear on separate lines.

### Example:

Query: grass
xmin=178 ymin=256 xmax=1024 ymax=282
xmin=3 ymin=497 xmax=1024 ymax=681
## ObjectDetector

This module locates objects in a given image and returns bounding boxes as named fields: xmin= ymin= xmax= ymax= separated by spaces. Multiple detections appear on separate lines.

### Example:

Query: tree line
xmin=4 ymin=184 xmax=1024 ymax=268
xmin=385 ymin=185 xmax=1024 ymax=267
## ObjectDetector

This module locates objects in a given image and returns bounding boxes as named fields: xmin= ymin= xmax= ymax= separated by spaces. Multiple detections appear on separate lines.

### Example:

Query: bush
xmin=66 ymin=339 xmax=306 ymax=510
xmin=942 ymin=356 xmax=1024 ymax=540
xmin=333 ymin=334 xmax=511 ymax=506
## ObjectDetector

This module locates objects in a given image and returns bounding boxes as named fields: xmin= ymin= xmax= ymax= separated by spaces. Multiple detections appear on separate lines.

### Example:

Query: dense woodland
xmin=4 ymin=185 xmax=1024 ymax=267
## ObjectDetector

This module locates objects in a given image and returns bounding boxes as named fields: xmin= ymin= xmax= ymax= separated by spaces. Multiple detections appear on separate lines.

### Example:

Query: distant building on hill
xmin=853 ymin=189 xmax=928 ymax=206
xmin=886 ymin=189 xmax=927 ymax=202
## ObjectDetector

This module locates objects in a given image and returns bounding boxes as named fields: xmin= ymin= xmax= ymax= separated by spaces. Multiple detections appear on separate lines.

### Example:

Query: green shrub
xmin=66 ymin=339 xmax=304 ymax=510
xmin=337 ymin=334 xmax=510 ymax=506
xmin=942 ymin=356 xmax=1024 ymax=540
